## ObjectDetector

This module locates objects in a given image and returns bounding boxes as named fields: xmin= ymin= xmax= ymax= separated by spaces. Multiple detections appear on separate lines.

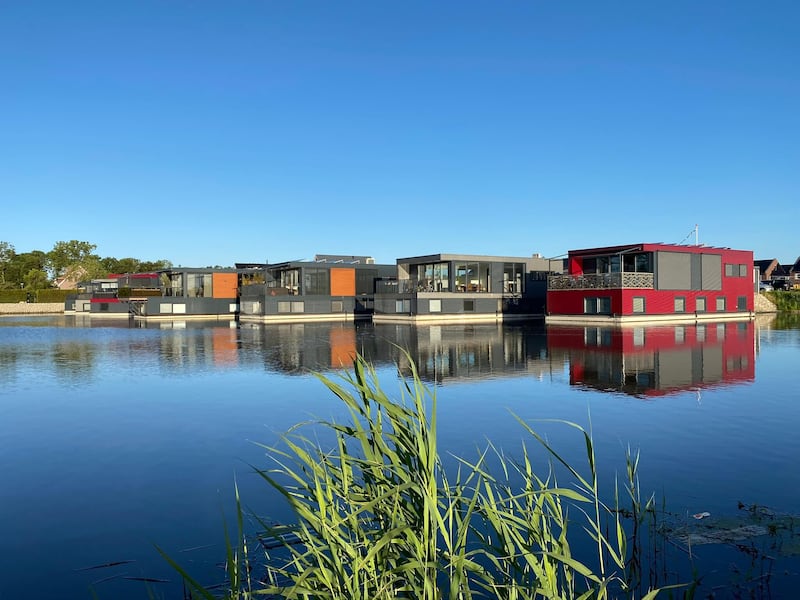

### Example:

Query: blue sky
xmin=1 ymin=1 xmax=798 ymax=267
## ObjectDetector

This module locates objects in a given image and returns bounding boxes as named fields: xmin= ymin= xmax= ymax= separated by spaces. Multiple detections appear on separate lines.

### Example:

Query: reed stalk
xmin=165 ymin=352 xmax=669 ymax=599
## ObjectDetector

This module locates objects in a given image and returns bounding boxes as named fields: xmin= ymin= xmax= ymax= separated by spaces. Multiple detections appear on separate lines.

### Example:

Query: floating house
xmin=372 ymin=253 xmax=561 ymax=323
xmin=238 ymin=255 xmax=396 ymax=323
xmin=70 ymin=267 xmax=262 ymax=320
xmin=546 ymin=243 xmax=755 ymax=324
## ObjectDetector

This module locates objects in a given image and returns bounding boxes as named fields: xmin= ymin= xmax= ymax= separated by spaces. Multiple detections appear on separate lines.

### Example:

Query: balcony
xmin=548 ymin=272 xmax=654 ymax=290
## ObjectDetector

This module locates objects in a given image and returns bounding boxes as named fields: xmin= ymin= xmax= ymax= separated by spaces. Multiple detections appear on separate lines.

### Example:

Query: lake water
xmin=1 ymin=314 xmax=799 ymax=599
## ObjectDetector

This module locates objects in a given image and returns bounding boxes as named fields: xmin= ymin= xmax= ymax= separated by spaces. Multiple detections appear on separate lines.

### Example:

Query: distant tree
xmin=140 ymin=259 xmax=172 ymax=271
xmin=47 ymin=240 xmax=98 ymax=278
xmin=23 ymin=269 xmax=50 ymax=291
xmin=7 ymin=251 xmax=48 ymax=288
xmin=63 ymin=258 xmax=107 ymax=284
xmin=0 ymin=241 xmax=15 ymax=288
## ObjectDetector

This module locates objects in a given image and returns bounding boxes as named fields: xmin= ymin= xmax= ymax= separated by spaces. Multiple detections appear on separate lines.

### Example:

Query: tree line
xmin=0 ymin=240 xmax=172 ymax=290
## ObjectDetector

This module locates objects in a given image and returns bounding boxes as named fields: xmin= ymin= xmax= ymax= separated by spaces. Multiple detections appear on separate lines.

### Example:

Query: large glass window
xmin=303 ymin=268 xmax=330 ymax=295
xmin=696 ymin=297 xmax=707 ymax=312
xmin=716 ymin=297 xmax=726 ymax=311
xmin=454 ymin=262 xmax=490 ymax=292
xmin=187 ymin=273 xmax=212 ymax=298
xmin=168 ymin=274 xmax=183 ymax=297
xmin=674 ymin=297 xmax=686 ymax=313
xmin=417 ymin=262 xmax=450 ymax=292
xmin=632 ymin=297 xmax=645 ymax=313
xmin=623 ymin=252 xmax=653 ymax=273
xmin=503 ymin=263 xmax=525 ymax=293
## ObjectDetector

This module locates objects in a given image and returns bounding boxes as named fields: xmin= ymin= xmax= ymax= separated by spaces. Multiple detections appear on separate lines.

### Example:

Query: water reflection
xmin=547 ymin=322 xmax=755 ymax=397
xmin=238 ymin=321 xmax=554 ymax=383
xmin=0 ymin=317 xmax=758 ymax=395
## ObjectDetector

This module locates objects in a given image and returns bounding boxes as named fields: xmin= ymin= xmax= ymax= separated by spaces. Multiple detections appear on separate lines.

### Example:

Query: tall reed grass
xmin=164 ymin=352 xmax=669 ymax=599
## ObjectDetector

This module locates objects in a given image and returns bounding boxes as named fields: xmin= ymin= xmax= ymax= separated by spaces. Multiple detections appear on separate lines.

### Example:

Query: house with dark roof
xmin=790 ymin=257 xmax=800 ymax=289
xmin=546 ymin=242 xmax=755 ymax=324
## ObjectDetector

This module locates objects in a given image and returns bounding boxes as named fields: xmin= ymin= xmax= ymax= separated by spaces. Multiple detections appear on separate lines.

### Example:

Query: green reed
xmin=166 ymin=352 xmax=669 ymax=599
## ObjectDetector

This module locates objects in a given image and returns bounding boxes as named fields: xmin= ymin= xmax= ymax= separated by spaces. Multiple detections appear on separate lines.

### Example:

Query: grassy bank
xmin=764 ymin=290 xmax=800 ymax=312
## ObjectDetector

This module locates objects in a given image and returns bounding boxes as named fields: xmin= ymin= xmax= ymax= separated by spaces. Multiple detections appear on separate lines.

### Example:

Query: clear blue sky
xmin=2 ymin=1 xmax=798 ymax=267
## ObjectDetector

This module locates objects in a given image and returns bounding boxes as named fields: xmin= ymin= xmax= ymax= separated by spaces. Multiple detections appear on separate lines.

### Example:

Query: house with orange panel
xmin=79 ymin=267 xmax=262 ymax=319
xmin=239 ymin=255 xmax=396 ymax=323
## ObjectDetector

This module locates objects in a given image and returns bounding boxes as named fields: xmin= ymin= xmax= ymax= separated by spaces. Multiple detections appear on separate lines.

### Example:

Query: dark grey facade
xmin=239 ymin=260 xmax=396 ymax=322
xmin=373 ymin=253 xmax=560 ymax=322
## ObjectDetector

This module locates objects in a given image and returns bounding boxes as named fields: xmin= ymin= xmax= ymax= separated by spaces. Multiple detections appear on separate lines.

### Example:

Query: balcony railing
xmin=548 ymin=272 xmax=654 ymax=290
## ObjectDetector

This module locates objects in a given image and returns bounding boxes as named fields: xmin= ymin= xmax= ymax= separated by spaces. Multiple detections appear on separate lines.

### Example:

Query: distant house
xmin=546 ymin=243 xmax=755 ymax=324
xmin=754 ymin=258 xmax=793 ymax=288
xmin=787 ymin=257 xmax=800 ymax=289
xmin=54 ymin=266 xmax=88 ymax=290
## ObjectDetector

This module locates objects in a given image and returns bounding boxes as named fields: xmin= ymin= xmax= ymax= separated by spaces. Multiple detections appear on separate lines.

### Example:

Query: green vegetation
xmin=0 ymin=239 xmax=172 ymax=292
xmin=765 ymin=290 xmax=800 ymax=312
xmin=163 ymin=354 xmax=672 ymax=600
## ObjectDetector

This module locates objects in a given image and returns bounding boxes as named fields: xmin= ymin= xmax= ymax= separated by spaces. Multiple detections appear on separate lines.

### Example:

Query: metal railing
xmin=548 ymin=272 xmax=654 ymax=290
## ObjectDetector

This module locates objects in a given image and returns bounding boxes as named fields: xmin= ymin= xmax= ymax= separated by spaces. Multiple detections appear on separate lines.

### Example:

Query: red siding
xmin=548 ymin=243 xmax=754 ymax=316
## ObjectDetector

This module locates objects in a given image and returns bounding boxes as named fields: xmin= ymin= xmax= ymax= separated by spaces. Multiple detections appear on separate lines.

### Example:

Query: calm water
xmin=1 ymin=314 xmax=799 ymax=599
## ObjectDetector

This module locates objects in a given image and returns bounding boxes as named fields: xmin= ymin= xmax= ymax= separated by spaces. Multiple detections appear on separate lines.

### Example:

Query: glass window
xmin=725 ymin=264 xmax=734 ymax=277
xmin=278 ymin=301 xmax=291 ymax=313
xmin=716 ymin=297 xmax=726 ymax=311
xmin=632 ymin=297 xmax=645 ymax=313
xmin=696 ymin=297 xmax=706 ymax=312
xmin=395 ymin=299 xmax=410 ymax=313
xmin=429 ymin=299 xmax=441 ymax=313
xmin=187 ymin=273 xmax=212 ymax=298
xmin=303 ymin=268 xmax=330 ymax=295
xmin=737 ymin=296 xmax=747 ymax=310
xmin=674 ymin=297 xmax=686 ymax=313
xmin=464 ymin=300 xmax=475 ymax=312
xmin=455 ymin=262 xmax=489 ymax=292
xmin=291 ymin=301 xmax=304 ymax=313
xmin=417 ymin=262 xmax=450 ymax=291
xmin=169 ymin=274 xmax=183 ymax=297
xmin=331 ymin=300 xmax=343 ymax=312
xmin=502 ymin=263 xmax=525 ymax=293
xmin=739 ymin=264 xmax=747 ymax=277
xmin=584 ymin=297 xmax=611 ymax=315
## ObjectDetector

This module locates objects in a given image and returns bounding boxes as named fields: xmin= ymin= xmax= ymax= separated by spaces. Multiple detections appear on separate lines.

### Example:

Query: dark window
xmin=464 ymin=300 xmax=475 ymax=312
xmin=737 ymin=296 xmax=747 ymax=310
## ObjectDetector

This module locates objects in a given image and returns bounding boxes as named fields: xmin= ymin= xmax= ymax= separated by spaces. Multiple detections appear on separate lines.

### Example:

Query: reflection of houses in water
xmin=238 ymin=321 xmax=553 ymax=384
xmin=547 ymin=322 xmax=755 ymax=397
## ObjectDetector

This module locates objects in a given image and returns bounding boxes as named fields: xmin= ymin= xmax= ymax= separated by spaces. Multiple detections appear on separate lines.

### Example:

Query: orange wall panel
xmin=212 ymin=273 xmax=239 ymax=299
xmin=330 ymin=268 xmax=356 ymax=296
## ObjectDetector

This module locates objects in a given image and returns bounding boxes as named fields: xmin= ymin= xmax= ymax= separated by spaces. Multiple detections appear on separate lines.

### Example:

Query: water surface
xmin=1 ymin=314 xmax=798 ymax=598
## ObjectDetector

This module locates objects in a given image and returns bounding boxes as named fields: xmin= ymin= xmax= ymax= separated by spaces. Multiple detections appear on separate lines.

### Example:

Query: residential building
xmin=546 ymin=243 xmax=755 ymax=324
xmin=239 ymin=257 xmax=396 ymax=323
xmin=373 ymin=253 xmax=561 ymax=323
